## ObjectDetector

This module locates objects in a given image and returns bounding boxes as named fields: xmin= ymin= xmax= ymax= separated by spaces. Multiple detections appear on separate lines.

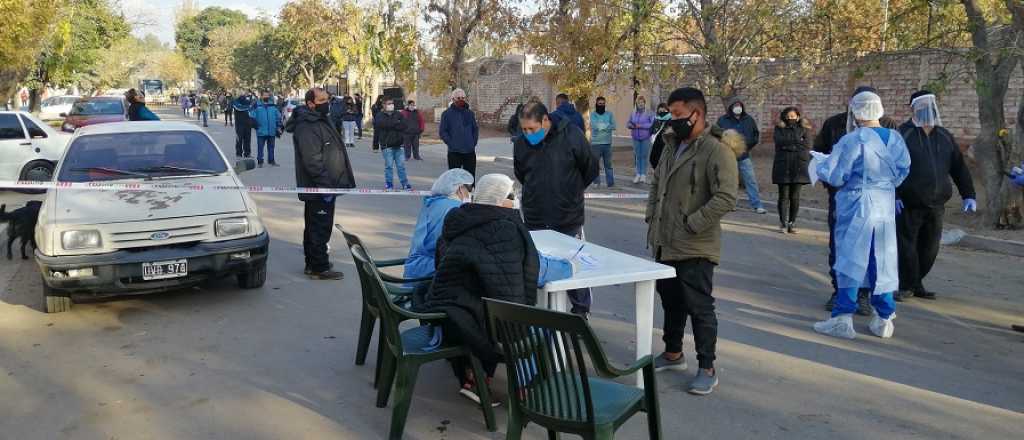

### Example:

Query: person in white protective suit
xmin=810 ymin=91 xmax=911 ymax=339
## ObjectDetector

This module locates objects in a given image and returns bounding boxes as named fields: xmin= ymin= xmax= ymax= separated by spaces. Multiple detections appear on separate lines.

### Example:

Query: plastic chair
xmin=485 ymin=298 xmax=662 ymax=440
xmin=351 ymin=244 xmax=496 ymax=439
xmin=336 ymin=225 xmax=429 ymax=366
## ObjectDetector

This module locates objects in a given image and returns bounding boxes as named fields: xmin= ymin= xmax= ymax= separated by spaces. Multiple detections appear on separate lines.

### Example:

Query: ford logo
xmin=150 ymin=232 xmax=171 ymax=241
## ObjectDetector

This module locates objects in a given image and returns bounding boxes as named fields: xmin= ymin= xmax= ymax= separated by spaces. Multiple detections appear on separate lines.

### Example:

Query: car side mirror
xmin=59 ymin=113 xmax=67 ymax=118
xmin=234 ymin=158 xmax=257 ymax=174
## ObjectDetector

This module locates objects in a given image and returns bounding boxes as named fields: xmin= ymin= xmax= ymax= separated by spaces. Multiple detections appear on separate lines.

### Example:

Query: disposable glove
xmin=1011 ymin=166 xmax=1024 ymax=187
xmin=896 ymin=199 xmax=904 ymax=215
xmin=962 ymin=198 xmax=977 ymax=213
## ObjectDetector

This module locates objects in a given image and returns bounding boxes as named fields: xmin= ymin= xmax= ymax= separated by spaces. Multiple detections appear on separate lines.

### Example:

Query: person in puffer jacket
xmin=249 ymin=91 xmax=283 ymax=167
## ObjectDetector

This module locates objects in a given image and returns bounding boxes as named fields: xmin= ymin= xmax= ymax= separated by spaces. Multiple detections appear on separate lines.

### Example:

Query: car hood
xmin=53 ymin=175 xmax=248 ymax=225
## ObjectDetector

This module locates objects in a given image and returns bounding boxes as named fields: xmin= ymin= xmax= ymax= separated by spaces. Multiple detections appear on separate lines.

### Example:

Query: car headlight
xmin=215 ymin=217 xmax=249 ymax=237
xmin=62 ymin=123 xmax=75 ymax=132
xmin=62 ymin=230 xmax=101 ymax=250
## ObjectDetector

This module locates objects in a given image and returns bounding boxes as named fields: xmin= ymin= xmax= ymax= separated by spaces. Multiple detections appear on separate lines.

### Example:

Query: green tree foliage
xmin=233 ymin=27 xmax=302 ymax=91
xmin=364 ymin=0 xmax=419 ymax=89
xmin=277 ymin=0 xmax=347 ymax=88
xmin=206 ymin=23 xmax=267 ymax=90
xmin=174 ymin=6 xmax=251 ymax=80
xmin=0 ymin=0 xmax=65 ymax=103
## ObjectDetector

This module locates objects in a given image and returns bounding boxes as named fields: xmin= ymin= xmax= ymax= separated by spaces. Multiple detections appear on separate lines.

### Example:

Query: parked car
xmin=35 ymin=121 xmax=268 ymax=313
xmin=38 ymin=95 xmax=81 ymax=121
xmin=283 ymin=99 xmax=299 ymax=120
xmin=0 ymin=111 xmax=71 ymax=191
xmin=60 ymin=97 xmax=126 ymax=133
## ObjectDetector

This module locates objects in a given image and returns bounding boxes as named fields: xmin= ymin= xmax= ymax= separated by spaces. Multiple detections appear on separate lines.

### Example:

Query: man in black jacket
xmin=285 ymin=87 xmax=356 ymax=280
xmin=813 ymin=86 xmax=900 ymax=314
xmin=414 ymin=173 xmax=539 ymax=398
xmin=895 ymin=91 xmax=976 ymax=301
xmin=513 ymin=101 xmax=599 ymax=316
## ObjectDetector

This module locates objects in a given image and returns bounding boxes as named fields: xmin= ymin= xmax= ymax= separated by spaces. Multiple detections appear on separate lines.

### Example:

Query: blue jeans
xmin=632 ymin=138 xmax=651 ymax=176
xmin=832 ymin=238 xmax=896 ymax=319
xmin=591 ymin=144 xmax=614 ymax=186
xmin=199 ymin=110 xmax=208 ymax=126
xmin=256 ymin=136 xmax=275 ymax=164
xmin=737 ymin=157 xmax=763 ymax=209
xmin=382 ymin=147 xmax=408 ymax=187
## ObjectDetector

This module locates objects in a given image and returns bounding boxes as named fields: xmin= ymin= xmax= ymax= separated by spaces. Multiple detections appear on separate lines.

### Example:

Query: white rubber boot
xmin=813 ymin=314 xmax=856 ymax=339
xmin=869 ymin=312 xmax=895 ymax=338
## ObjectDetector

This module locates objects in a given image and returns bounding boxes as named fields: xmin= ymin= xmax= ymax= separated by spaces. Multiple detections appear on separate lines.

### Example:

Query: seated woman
xmin=403 ymin=169 xmax=475 ymax=281
xmin=413 ymin=174 xmax=568 ymax=404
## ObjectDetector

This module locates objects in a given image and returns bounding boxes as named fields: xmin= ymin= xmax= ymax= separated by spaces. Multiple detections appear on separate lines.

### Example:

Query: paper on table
xmin=572 ymin=252 xmax=599 ymax=271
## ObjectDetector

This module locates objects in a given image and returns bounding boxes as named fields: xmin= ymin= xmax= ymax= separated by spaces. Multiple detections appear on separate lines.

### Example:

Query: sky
xmin=120 ymin=0 xmax=288 ymax=45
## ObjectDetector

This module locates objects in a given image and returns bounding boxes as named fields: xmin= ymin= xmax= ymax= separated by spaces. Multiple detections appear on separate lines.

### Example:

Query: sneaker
xmin=304 ymin=263 xmax=334 ymax=275
xmin=915 ymin=289 xmax=937 ymax=300
xmin=654 ymin=352 xmax=687 ymax=372
xmin=779 ymin=224 xmax=788 ymax=234
xmin=755 ymin=207 xmax=768 ymax=214
xmin=686 ymin=369 xmax=718 ymax=395
xmin=269 ymin=162 xmax=280 ymax=167
xmin=824 ymin=292 xmax=838 ymax=311
xmin=309 ymin=270 xmax=344 ymax=280
xmin=459 ymin=383 xmax=501 ymax=407
xmin=856 ymin=291 xmax=872 ymax=316
xmin=869 ymin=312 xmax=895 ymax=338
xmin=639 ymin=175 xmax=648 ymax=184
xmin=257 ymin=162 xmax=263 ymax=168
xmin=385 ymin=183 xmax=394 ymax=191
xmin=894 ymin=290 xmax=914 ymax=302
xmin=632 ymin=175 xmax=641 ymax=184
xmin=787 ymin=222 xmax=797 ymax=234
xmin=813 ymin=314 xmax=856 ymax=339
xmin=402 ymin=184 xmax=413 ymax=191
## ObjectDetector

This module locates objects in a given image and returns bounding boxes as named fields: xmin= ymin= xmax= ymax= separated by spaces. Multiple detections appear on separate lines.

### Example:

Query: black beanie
xmin=909 ymin=90 xmax=934 ymax=104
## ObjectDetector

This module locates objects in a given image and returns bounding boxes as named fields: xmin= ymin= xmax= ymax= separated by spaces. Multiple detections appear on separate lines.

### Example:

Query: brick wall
xmin=417 ymin=50 xmax=1024 ymax=145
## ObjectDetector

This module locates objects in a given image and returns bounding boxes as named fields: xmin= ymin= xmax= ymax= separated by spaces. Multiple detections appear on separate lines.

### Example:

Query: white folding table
xmin=530 ymin=230 xmax=676 ymax=387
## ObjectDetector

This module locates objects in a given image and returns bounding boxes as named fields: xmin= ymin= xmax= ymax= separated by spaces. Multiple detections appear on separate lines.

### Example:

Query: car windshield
xmin=58 ymin=131 xmax=228 ymax=182
xmin=70 ymin=100 xmax=124 ymax=116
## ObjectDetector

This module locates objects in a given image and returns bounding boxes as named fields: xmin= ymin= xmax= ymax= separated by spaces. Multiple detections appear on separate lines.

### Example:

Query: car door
xmin=19 ymin=113 xmax=65 ymax=162
xmin=0 ymin=113 xmax=30 ymax=181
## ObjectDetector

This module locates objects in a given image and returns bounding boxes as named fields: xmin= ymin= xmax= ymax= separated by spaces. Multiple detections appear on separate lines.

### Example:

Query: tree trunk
xmin=972 ymin=64 xmax=1017 ymax=227
xmin=449 ymin=40 xmax=465 ymax=90
xmin=29 ymin=88 xmax=42 ymax=112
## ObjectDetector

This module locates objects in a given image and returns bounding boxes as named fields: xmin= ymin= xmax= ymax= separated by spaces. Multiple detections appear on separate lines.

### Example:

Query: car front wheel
xmin=17 ymin=160 xmax=55 ymax=194
xmin=237 ymin=261 xmax=267 ymax=289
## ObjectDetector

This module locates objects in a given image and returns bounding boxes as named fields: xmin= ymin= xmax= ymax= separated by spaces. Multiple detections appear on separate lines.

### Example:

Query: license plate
xmin=142 ymin=259 xmax=188 ymax=280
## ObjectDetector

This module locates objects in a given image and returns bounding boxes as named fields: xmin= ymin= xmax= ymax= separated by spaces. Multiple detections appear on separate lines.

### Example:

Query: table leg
xmin=536 ymin=288 xmax=548 ymax=309
xmin=548 ymin=290 xmax=569 ymax=313
xmin=634 ymin=280 xmax=656 ymax=388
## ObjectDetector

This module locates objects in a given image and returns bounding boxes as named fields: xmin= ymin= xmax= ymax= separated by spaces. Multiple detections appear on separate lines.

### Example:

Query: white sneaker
xmin=640 ymin=175 xmax=648 ymax=184
xmin=813 ymin=314 xmax=856 ymax=339
xmin=755 ymin=207 xmax=768 ymax=214
xmin=869 ymin=312 xmax=895 ymax=338
xmin=632 ymin=175 xmax=641 ymax=184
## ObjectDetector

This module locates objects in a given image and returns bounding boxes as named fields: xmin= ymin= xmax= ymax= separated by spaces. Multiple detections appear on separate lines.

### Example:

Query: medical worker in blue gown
xmin=811 ymin=90 xmax=911 ymax=339
xmin=404 ymin=169 xmax=476 ymax=280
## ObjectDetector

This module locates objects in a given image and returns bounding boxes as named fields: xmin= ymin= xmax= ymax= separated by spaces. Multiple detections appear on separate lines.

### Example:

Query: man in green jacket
xmin=646 ymin=87 xmax=742 ymax=396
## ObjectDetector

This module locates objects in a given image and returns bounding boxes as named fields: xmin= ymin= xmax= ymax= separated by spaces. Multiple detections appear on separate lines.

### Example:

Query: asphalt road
xmin=1 ymin=107 xmax=1022 ymax=439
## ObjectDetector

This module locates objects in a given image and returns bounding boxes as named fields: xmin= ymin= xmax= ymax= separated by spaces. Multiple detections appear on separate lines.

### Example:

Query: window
xmin=20 ymin=116 xmax=47 ymax=139
xmin=69 ymin=99 xmax=124 ymax=116
xmin=58 ymin=131 xmax=228 ymax=182
xmin=0 ymin=114 xmax=25 ymax=140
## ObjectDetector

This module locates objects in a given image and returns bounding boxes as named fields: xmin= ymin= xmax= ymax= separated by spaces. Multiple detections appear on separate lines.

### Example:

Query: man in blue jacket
xmin=250 ymin=90 xmax=283 ymax=167
xmin=716 ymin=97 xmax=766 ymax=214
xmin=439 ymin=88 xmax=480 ymax=176
xmin=550 ymin=93 xmax=585 ymax=132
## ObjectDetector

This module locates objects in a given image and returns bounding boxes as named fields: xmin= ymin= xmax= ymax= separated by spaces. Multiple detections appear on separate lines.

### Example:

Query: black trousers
xmin=777 ymin=184 xmax=803 ymax=225
xmin=303 ymin=199 xmax=336 ymax=273
xmin=403 ymin=134 xmax=421 ymax=159
xmin=656 ymin=257 xmax=717 ymax=369
xmin=371 ymin=126 xmax=380 ymax=150
xmin=235 ymin=124 xmax=252 ymax=157
xmin=897 ymin=206 xmax=944 ymax=292
xmin=447 ymin=152 xmax=477 ymax=177
xmin=224 ymin=110 xmax=233 ymax=125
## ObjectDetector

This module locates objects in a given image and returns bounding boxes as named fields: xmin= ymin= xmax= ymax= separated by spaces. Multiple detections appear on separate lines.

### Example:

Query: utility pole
xmin=880 ymin=0 xmax=890 ymax=51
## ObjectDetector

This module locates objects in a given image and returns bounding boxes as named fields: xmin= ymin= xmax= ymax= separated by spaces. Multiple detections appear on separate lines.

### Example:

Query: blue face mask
xmin=524 ymin=128 xmax=546 ymax=146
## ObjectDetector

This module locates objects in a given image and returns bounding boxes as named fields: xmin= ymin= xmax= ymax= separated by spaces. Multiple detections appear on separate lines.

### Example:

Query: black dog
xmin=0 ymin=201 xmax=42 ymax=260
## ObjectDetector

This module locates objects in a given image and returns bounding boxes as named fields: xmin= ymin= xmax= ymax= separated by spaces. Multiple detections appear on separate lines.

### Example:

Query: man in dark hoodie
xmin=440 ymin=88 xmax=480 ymax=176
xmin=233 ymin=91 xmax=257 ymax=158
xmin=813 ymin=86 xmax=900 ymax=313
xmin=895 ymin=91 xmax=976 ymax=301
xmin=716 ymin=97 xmax=766 ymax=214
xmin=513 ymin=101 xmax=599 ymax=317
xmin=285 ymin=87 xmax=356 ymax=280
xmin=550 ymin=93 xmax=585 ymax=132
xmin=413 ymin=173 xmax=539 ymax=402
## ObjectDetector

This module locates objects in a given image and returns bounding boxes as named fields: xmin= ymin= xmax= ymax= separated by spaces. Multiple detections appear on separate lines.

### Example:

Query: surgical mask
xmin=656 ymin=110 xmax=669 ymax=119
xmin=667 ymin=115 xmax=694 ymax=143
xmin=524 ymin=128 xmax=546 ymax=146
xmin=636 ymin=103 xmax=645 ymax=111
xmin=732 ymin=106 xmax=743 ymax=115
xmin=409 ymin=105 xmax=416 ymax=111
xmin=385 ymin=104 xmax=395 ymax=112
xmin=595 ymin=105 xmax=606 ymax=114
xmin=315 ymin=102 xmax=330 ymax=117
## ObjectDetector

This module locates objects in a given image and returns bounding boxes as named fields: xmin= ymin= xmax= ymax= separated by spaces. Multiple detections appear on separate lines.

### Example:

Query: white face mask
xmin=732 ymin=106 xmax=743 ymax=115
xmin=409 ymin=105 xmax=416 ymax=111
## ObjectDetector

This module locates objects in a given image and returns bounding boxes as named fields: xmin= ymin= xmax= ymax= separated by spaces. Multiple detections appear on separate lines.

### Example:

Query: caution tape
xmin=0 ymin=180 xmax=649 ymax=199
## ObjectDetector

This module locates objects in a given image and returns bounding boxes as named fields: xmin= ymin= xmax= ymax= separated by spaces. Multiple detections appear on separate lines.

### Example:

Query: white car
xmin=38 ymin=95 xmax=80 ymax=121
xmin=35 ymin=121 xmax=268 ymax=313
xmin=284 ymin=99 xmax=299 ymax=120
xmin=0 ymin=111 xmax=70 ymax=188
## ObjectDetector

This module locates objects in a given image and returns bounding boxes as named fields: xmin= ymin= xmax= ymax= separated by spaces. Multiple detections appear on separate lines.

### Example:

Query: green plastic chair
xmin=337 ymin=225 xmax=430 ymax=383
xmin=485 ymin=298 xmax=662 ymax=440
xmin=351 ymin=244 xmax=497 ymax=439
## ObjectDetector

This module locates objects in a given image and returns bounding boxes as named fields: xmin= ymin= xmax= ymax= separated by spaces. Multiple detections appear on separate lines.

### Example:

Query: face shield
xmin=911 ymin=94 xmax=942 ymax=128
xmin=846 ymin=91 xmax=885 ymax=133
